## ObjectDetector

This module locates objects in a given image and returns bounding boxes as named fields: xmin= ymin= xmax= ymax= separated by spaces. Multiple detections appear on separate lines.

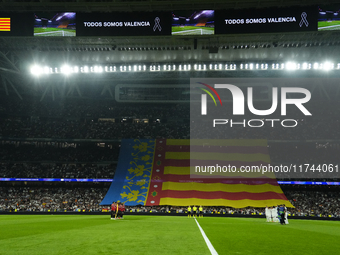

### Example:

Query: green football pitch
xmin=318 ymin=21 xmax=340 ymax=30
xmin=34 ymin=27 xmax=76 ymax=36
xmin=0 ymin=215 xmax=340 ymax=255
xmin=172 ymin=26 xmax=214 ymax=35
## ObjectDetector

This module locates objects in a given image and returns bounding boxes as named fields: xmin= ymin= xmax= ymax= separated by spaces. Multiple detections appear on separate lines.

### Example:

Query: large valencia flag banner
xmin=100 ymin=139 xmax=293 ymax=208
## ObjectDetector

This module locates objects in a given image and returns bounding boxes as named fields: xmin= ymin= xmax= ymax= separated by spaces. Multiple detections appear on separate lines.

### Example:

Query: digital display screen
xmin=34 ymin=12 xmax=76 ymax=37
xmin=318 ymin=5 xmax=340 ymax=31
xmin=215 ymin=6 xmax=317 ymax=34
xmin=172 ymin=10 xmax=214 ymax=35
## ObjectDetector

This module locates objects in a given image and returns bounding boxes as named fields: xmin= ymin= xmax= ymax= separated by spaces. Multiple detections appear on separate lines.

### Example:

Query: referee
xmin=199 ymin=205 xmax=203 ymax=218
xmin=187 ymin=205 xmax=192 ymax=218
xmin=193 ymin=205 xmax=197 ymax=218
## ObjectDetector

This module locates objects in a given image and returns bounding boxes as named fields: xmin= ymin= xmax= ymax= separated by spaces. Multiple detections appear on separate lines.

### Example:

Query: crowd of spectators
xmin=269 ymin=143 xmax=340 ymax=164
xmin=1 ymin=96 xmax=339 ymax=121
xmin=0 ymin=120 xmax=189 ymax=139
xmin=285 ymin=190 xmax=340 ymax=217
xmin=0 ymin=163 xmax=115 ymax=179
xmin=0 ymin=143 xmax=119 ymax=162
xmin=2 ymin=118 xmax=340 ymax=139
xmin=1 ymin=96 xmax=340 ymax=140
xmin=190 ymin=119 xmax=340 ymax=140
xmin=123 ymin=205 xmax=265 ymax=215
xmin=0 ymin=97 xmax=189 ymax=119
xmin=0 ymin=186 xmax=106 ymax=212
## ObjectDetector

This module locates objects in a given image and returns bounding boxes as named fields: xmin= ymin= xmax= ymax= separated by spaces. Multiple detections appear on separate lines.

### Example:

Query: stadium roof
xmin=0 ymin=0 xmax=326 ymax=12
xmin=1 ymin=0 xmax=340 ymax=99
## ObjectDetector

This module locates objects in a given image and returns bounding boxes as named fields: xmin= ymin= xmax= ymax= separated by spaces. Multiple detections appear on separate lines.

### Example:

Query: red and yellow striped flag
xmin=0 ymin=18 xmax=11 ymax=31
xmin=100 ymin=139 xmax=293 ymax=208
xmin=145 ymin=139 xmax=293 ymax=208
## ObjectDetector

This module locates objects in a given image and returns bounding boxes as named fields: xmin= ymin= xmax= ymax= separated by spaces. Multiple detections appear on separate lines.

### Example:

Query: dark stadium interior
xmin=3 ymin=2 xmax=340 ymax=255
xmin=1 ymin=0 xmax=340 ymax=218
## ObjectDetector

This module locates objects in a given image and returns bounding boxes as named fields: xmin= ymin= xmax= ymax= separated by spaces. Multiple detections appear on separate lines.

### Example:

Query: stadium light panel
xmin=285 ymin=62 xmax=297 ymax=70
xmin=93 ymin=66 xmax=103 ymax=73
xmin=30 ymin=65 xmax=42 ymax=76
xmin=29 ymin=62 xmax=340 ymax=76
xmin=110 ymin=66 xmax=116 ymax=72
xmin=323 ymin=62 xmax=334 ymax=71
xmin=61 ymin=65 xmax=71 ymax=75
xmin=82 ymin=66 xmax=89 ymax=73
xmin=43 ymin=66 xmax=51 ymax=74
xmin=120 ymin=65 xmax=127 ymax=72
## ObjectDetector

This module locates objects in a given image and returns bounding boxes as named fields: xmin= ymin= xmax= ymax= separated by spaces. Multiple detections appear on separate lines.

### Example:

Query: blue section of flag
xmin=100 ymin=139 xmax=155 ymax=205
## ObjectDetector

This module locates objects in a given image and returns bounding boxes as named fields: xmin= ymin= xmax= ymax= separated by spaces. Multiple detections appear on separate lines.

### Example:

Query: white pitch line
xmin=318 ymin=24 xmax=340 ymax=30
xmin=34 ymin=31 xmax=62 ymax=35
xmin=172 ymin=29 xmax=202 ymax=34
xmin=194 ymin=217 xmax=218 ymax=255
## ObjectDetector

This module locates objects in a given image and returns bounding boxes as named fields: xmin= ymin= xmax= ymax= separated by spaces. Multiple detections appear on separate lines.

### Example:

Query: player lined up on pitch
xmin=187 ymin=205 xmax=204 ymax=218
xmin=110 ymin=201 xmax=125 ymax=220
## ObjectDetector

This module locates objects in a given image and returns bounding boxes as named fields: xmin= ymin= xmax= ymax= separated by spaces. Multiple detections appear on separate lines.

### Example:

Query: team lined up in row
xmin=265 ymin=205 xmax=289 ymax=225
xmin=187 ymin=206 xmax=204 ymax=218
xmin=110 ymin=201 xmax=125 ymax=220
xmin=109 ymin=203 xmax=288 ymax=223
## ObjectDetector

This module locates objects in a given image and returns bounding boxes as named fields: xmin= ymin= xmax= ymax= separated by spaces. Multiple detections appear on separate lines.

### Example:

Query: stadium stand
xmin=1 ymin=184 xmax=340 ymax=218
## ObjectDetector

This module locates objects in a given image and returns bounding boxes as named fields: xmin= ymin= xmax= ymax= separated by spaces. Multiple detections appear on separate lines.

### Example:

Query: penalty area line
xmin=194 ymin=217 xmax=218 ymax=255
